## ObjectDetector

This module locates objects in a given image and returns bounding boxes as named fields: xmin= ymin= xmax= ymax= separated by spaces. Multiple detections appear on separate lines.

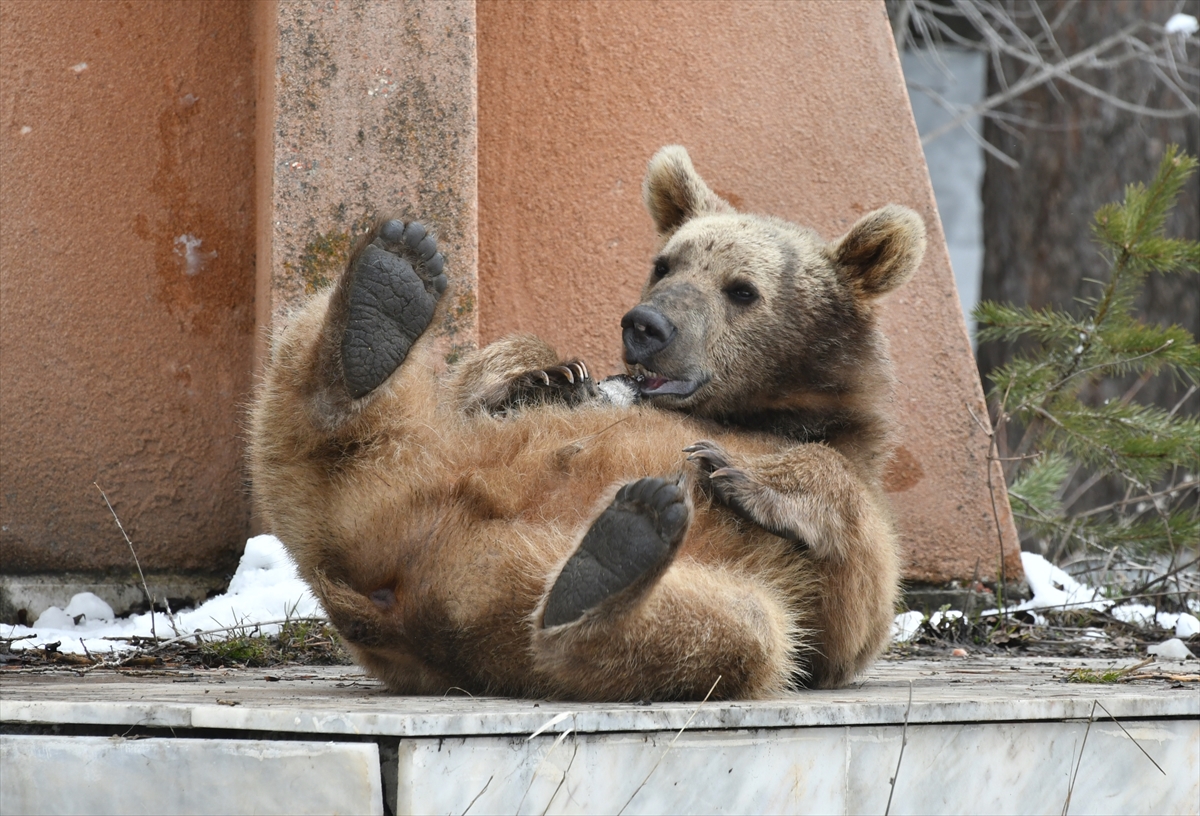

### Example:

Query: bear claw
xmin=490 ymin=361 xmax=595 ymax=414
xmin=543 ymin=477 xmax=690 ymax=627
xmin=341 ymin=220 xmax=448 ymax=399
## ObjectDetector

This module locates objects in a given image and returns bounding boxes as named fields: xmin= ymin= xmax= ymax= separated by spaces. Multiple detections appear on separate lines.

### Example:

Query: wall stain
xmin=146 ymin=58 xmax=255 ymax=338
xmin=884 ymin=445 xmax=925 ymax=493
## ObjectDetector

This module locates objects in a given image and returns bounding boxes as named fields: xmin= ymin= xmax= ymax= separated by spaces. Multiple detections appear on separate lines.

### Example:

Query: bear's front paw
xmin=686 ymin=441 xmax=808 ymax=548
xmin=492 ymin=360 xmax=597 ymax=414
xmin=341 ymin=219 xmax=449 ymax=399
xmin=686 ymin=440 xmax=753 ymax=506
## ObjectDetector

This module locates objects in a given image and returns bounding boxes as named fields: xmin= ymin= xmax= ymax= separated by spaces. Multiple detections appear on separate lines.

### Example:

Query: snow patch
xmin=895 ymin=552 xmax=1198 ymax=644
xmin=1147 ymin=638 xmax=1196 ymax=660
xmin=5 ymin=535 xmax=320 ymax=655
xmin=1111 ymin=603 xmax=1156 ymax=625
xmin=892 ymin=610 xmax=923 ymax=643
xmin=1165 ymin=13 xmax=1199 ymax=36
xmin=928 ymin=609 xmax=963 ymax=628
xmin=1155 ymin=611 xmax=1200 ymax=638
xmin=1019 ymin=553 xmax=1106 ymax=611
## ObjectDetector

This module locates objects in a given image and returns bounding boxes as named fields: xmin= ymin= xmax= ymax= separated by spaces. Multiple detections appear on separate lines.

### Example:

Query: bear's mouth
xmin=631 ymin=372 xmax=706 ymax=398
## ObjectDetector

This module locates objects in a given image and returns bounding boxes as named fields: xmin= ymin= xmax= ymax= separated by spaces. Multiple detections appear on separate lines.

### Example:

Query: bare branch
xmin=907 ymin=2 xmax=1200 ymax=147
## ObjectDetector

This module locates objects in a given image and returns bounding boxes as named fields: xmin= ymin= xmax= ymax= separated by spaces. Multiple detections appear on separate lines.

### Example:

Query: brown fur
xmin=248 ymin=146 xmax=924 ymax=700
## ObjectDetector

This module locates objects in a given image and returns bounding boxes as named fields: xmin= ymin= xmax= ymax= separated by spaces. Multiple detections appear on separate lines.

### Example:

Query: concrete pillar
xmin=476 ymin=0 xmax=1019 ymax=585
xmin=255 ymin=0 xmax=479 ymax=375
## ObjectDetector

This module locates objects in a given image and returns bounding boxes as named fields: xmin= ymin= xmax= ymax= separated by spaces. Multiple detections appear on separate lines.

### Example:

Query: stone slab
xmin=0 ymin=734 xmax=382 ymax=816
xmin=393 ymin=719 xmax=1196 ymax=815
xmin=2 ymin=657 xmax=1194 ymax=738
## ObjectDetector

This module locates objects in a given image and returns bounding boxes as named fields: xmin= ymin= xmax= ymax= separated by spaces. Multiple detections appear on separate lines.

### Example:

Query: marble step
xmin=1 ymin=656 xmax=1195 ymax=815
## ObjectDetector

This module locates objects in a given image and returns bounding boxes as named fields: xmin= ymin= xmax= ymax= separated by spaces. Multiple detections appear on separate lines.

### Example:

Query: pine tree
xmin=974 ymin=146 xmax=1200 ymax=604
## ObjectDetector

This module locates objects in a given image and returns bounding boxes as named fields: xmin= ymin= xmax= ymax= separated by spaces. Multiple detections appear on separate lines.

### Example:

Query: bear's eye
xmin=725 ymin=283 xmax=759 ymax=305
xmin=652 ymin=258 xmax=670 ymax=280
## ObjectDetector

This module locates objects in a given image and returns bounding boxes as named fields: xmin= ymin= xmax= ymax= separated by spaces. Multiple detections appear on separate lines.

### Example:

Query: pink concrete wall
xmin=0 ymin=0 xmax=1016 ymax=593
xmin=0 ymin=0 xmax=257 ymax=574
xmin=477 ymin=0 xmax=1020 ymax=584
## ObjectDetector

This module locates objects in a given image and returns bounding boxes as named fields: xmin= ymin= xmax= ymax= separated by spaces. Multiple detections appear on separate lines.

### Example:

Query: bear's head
xmin=622 ymin=146 xmax=925 ymax=426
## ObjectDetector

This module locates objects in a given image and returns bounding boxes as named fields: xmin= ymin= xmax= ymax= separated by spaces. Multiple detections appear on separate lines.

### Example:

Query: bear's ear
xmin=643 ymin=146 xmax=735 ymax=236
xmin=830 ymin=205 xmax=926 ymax=298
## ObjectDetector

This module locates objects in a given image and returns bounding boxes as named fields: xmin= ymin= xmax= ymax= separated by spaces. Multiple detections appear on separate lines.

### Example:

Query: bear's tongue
xmin=638 ymin=377 xmax=697 ymax=396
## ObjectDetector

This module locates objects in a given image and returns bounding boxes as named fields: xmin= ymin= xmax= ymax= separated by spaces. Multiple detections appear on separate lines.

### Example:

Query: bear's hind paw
xmin=542 ymin=477 xmax=690 ymax=627
xmin=341 ymin=220 xmax=448 ymax=399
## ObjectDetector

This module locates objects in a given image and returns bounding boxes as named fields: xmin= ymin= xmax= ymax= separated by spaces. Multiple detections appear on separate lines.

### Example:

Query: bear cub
xmin=248 ymin=146 xmax=925 ymax=700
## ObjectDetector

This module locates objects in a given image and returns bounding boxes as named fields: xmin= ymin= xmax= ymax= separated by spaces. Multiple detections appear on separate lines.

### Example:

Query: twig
xmin=139 ymin=617 xmax=328 ymax=652
xmin=617 ymin=675 xmax=721 ymax=815
xmin=922 ymin=22 xmax=1145 ymax=145
xmin=1125 ymin=555 xmax=1200 ymax=600
xmin=541 ymin=736 xmax=579 ymax=816
xmin=1166 ymin=385 xmax=1198 ymax=419
xmin=518 ymin=722 xmax=576 ymax=816
xmin=967 ymin=403 xmax=1011 ymax=616
xmin=1 ymin=633 xmax=37 ymax=644
xmin=892 ymin=0 xmax=914 ymax=54
xmin=1074 ymin=480 xmax=1199 ymax=519
xmin=460 ymin=775 xmax=492 ymax=816
xmin=1062 ymin=700 xmax=1097 ymax=816
xmin=885 ymin=680 xmax=915 ymax=816
xmin=95 ymin=483 xmax=157 ymax=643
xmin=1099 ymin=696 xmax=1161 ymax=772
xmin=1046 ymin=341 xmax=1176 ymax=395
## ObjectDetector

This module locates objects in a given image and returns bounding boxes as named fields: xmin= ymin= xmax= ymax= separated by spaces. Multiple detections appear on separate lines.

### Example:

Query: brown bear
xmin=248 ymin=146 xmax=924 ymax=700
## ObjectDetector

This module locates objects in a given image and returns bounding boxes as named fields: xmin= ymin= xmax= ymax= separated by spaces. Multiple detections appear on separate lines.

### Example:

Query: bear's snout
xmin=621 ymin=305 xmax=676 ymax=365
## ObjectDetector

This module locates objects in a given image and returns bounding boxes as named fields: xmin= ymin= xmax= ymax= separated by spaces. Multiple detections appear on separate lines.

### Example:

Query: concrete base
xmin=1 ymin=735 xmax=382 ymax=816
xmin=0 ymin=572 xmax=227 ymax=625
xmin=2 ymin=656 xmax=1195 ymax=815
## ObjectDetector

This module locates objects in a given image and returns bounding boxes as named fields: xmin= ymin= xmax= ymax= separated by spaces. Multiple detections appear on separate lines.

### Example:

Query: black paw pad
xmin=543 ymin=477 xmax=690 ymax=627
xmin=341 ymin=221 xmax=448 ymax=399
xmin=374 ymin=220 xmax=449 ymax=295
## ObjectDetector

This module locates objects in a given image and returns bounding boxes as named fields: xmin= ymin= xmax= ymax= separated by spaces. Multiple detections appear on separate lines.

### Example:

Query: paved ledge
xmin=1 ymin=656 xmax=1195 ymax=737
xmin=2 ymin=656 xmax=1196 ymax=816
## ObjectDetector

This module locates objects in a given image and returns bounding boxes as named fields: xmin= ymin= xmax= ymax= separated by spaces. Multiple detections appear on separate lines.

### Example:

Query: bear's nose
xmin=621 ymin=305 xmax=676 ymax=365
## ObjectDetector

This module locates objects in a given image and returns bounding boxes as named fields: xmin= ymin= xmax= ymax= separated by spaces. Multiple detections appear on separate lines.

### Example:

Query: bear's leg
xmin=685 ymin=439 xmax=899 ymax=689
xmin=529 ymin=477 xmax=798 ymax=700
xmin=535 ymin=558 xmax=800 ymax=700
xmin=249 ymin=219 xmax=450 ymax=575
xmin=542 ymin=477 xmax=689 ymax=627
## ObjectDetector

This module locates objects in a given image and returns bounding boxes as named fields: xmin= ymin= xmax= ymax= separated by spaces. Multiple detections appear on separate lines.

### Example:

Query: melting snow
xmin=1165 ymin=13 xmax=1199 ymax=36
xmin=893 ymin=552 xmax=1198 ymax=655
xmin=1147 ymin=638 xmax=1196 ymax=660
xmin=4 ymin=536 xmax=320 ymax=656
xmin=4 ymin=538 xmax=1190 ymax=661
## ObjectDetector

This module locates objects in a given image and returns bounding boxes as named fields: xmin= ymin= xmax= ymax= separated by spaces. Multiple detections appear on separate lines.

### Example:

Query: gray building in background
xmin=902 ymin=48 xmax=986 ymax=342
